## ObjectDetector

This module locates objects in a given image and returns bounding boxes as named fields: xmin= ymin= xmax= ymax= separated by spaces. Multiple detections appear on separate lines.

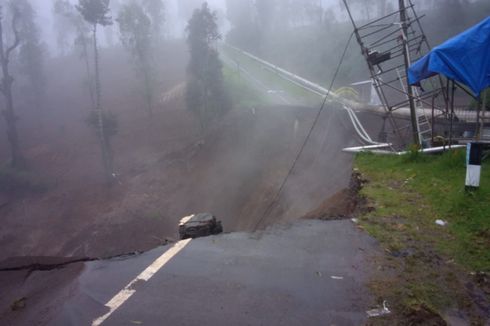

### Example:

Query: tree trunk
xmin=136 ymin=45 xmax=153 ymax=118
xmin=143 ymin=67 xmax=153 ymax=117
xmin=82 ymin=36 xmax=96 ymax=111
xmin=93 ymin=24 xmax=114 ymax=183
xmin=0 ymin=18 xmax=23 ymax=168
xmin=2 ymin=79 xmax=23 ymax=168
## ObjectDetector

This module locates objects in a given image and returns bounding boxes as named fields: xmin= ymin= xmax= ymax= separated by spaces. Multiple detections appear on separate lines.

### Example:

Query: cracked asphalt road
xmin=39 ymin=219 xmax=380 ymax=326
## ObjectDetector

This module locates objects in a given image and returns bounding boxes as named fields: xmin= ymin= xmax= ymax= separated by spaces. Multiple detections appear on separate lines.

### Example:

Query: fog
xmin=30 ymin=0 xmax=229 ymax=55
xmin=15 ymin=0 xmax=375 ymax=56
xmin=4 ymin=0 xmax=484 ymax=58
xmin=0 ymin=0 xmax=487 ymax=275
xmin=0 ymin=1 xmax=488 ymax=324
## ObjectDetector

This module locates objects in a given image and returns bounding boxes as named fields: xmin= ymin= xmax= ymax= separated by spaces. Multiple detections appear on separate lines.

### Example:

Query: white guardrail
xmin=223 ymin=44 xmax=362 ymax=109
xmin=222 ymin=43 xmax=387 ymax=147
xmin=222 ymin=45 xmax=476 ymax=154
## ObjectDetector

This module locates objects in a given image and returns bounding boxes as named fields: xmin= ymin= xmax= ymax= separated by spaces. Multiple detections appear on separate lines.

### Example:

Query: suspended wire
xmin=253 ymin=32 xmax=356 ymax=231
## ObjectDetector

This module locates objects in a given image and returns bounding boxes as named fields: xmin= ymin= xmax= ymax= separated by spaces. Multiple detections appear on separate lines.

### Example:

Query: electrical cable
xmin=344 ymin=106 xmax=377 ymax=144
xmin=253 ymin=32 xmax=355 ymax=231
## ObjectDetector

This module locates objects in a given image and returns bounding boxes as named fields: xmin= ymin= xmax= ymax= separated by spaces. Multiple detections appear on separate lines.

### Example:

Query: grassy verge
xmin=355 ymin=150 xmax=489 ymax=323
xmin=223 ymin=65 xmax=269 ymax=109
xmin=221 ymin=45 xmax=322 ymax=106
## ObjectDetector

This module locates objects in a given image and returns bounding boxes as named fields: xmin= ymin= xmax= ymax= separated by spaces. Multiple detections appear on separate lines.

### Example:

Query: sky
xmin=30 ymin=0 xmax=228 ymax=56
xmin=20 ymin=0 xmax=441 ymax=57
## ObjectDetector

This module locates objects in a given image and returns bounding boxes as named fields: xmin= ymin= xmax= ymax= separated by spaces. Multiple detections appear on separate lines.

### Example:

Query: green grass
xmin=221 ymin=45 xmax=322 ymax=106
xmin=357 ymin=150 xmax=490 ymax=271
xmin=223 ymin=65 xmax=269 ymax=109
xmin=356 ymin=150 xmax=490 ymax=321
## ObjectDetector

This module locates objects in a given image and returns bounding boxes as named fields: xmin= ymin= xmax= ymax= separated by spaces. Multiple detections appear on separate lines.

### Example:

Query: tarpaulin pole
xmin=431 ymin=94 xmax=436 ymax=144
xmin=479 ymin=90 xmax=487 ymax=138
xmin=476 ymin=92 xmax=482 ymax=141
xmin=450 ymin=80 xmax=455 ymax=149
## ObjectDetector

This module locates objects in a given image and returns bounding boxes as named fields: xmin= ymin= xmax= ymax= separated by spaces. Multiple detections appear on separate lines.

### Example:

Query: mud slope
xmin=0 ymin=40 xmax=366 ymax=261
xmin=0 ymin=103 xmax=362 ymax=261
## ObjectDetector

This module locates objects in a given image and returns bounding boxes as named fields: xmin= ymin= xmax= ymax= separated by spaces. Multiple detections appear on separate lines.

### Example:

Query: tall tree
xmin=74 ymin=21 xmax=96 ymax=111
xmin=186 ymin=3 xmax=229 ymax=132
xmin=117 ymin=1 xmax=154 ymax=116
xmin=77 ymin=0 xmax=115 ymax=183
xmin=17 ymin=0 xmax=46 ymax=114
xmin=0 ymin=3 xmax=23 ymax=167
xmin=142 ymin=0 xmax=165 ymax=42
xmin=53 ymin=0 xmax=96 ymax=110
xmin=53 ymin=0 xmax=74 ymax=55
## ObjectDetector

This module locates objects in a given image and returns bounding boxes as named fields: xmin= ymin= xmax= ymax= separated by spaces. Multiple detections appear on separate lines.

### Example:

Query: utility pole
xmin=399 ymin=0 xmax=420 ymax=146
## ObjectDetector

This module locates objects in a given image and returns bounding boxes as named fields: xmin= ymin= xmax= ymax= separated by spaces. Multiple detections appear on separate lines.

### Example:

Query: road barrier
xmin=222 ymin=44 xmax=384 ymax=146
xmin=222 ymin=44 xmax=363 ymax=110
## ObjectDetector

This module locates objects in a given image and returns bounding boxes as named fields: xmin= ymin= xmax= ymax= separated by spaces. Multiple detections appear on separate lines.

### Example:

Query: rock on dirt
xmin=404 ymin=304 xmax=447 ymax=326
xmin=302 ymin=172 xmax=367 ymax=220
xmin=178 ymin=213 xmax=223 ymax=240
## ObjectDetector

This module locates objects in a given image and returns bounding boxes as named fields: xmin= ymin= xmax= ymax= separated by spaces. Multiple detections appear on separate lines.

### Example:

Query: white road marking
xmin=92 ymin=239 xmax=192 ymax=326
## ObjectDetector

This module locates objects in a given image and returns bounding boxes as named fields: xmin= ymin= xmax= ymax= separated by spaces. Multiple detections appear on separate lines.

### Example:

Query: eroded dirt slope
xmin=0 ymin=42 xmax=358 ymax=262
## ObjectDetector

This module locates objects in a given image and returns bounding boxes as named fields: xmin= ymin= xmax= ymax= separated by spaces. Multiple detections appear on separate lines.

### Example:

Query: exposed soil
xmin=301 ymin=161 xmax=490 ymax=324
xmin=302 ymin=171 xmax=370 ymax=220
xmin=0 ymin=42 xmax=356 ymax=266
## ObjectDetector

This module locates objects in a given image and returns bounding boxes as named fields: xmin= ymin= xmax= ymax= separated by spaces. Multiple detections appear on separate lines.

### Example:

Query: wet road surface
xmin=45 ymin=220 xmax=379 ymax=326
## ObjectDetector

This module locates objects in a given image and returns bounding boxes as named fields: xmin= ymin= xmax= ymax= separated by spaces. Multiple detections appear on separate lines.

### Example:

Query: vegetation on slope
xmin=221 ymin=45 xmax=322 ymax=106
xmin=356 ymin=151 xmax=489 ymax=323
xmin=223 ymin=65 xmax=269 ymax=109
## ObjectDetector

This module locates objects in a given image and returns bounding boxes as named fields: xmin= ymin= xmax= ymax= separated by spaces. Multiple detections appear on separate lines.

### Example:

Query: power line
xmin=253 ymin=32 xmax=355 ymax=231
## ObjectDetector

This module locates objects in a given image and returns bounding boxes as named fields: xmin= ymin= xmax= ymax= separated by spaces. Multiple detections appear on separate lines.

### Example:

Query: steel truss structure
xmin=342 ymin=0 xmax=456 ymax=148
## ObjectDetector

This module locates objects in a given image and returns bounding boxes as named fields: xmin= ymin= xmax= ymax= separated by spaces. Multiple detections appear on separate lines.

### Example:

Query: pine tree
xmin=53 ymin=0 xmax=73 ymax=55
xmin=0 ymin=3 xmax=24 ymax=168
xmin=17 ymin=0 xmax=46 ymax=114
xmin=142 ymin=0 xmax=165 ymax=42
xmin=77 ymin=0 xmax=116 ymax=183
xmin=186 ymin=3 xmax=229 ymax=132
xmin=117 ymin=1 xmax=154 ymax=116
xmin=53 ymin=0 xmax=96 ymax=110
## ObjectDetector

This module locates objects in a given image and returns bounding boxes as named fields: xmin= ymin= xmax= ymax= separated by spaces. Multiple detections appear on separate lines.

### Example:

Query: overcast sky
xmin=24 ymin=0 xmax=435 ymax=57
xmin=30 ymin=0 xmax=229 ymax=55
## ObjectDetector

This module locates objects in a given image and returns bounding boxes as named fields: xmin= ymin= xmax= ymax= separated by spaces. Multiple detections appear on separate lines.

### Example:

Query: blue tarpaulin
xmin=408 ymin=17 xmax=490 ymax=97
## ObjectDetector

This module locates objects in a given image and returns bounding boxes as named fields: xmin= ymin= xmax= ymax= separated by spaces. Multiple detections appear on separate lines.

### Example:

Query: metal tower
xmin=342 ymin=0 xmax=449 ymax=147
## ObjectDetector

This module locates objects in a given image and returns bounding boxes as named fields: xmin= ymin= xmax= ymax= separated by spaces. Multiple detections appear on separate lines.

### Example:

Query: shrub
xmin=403 ymin=144 xmax=425 ymax=163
